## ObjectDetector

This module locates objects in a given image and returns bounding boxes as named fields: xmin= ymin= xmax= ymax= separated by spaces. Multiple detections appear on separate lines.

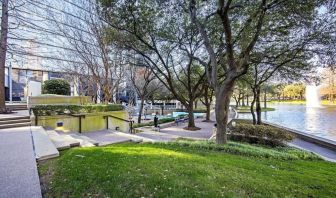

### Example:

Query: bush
xmin=32 ymin=104 xmax=124 ymax=116
xmin=42 ymin=79 xmax=71 ymax=95
xmin=230 ymin=123 xmax=295 ymax=146
xmin=175 ymin=109 xmax=207 ymax=113
xmin=133 ymin=117 xmax=175 ymax=128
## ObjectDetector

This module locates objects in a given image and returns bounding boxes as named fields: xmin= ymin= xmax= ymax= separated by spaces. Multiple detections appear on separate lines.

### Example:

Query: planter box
xmin=28 ymin=95 xmax=91 ymax=109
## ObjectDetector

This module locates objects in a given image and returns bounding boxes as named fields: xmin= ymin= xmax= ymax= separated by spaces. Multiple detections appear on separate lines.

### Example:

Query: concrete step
xmin=0 ymin=116 xmax=30 ymax=121
xmin=46 ymin=130 xmax=80 ymax=150
xmin=31 ymin=126 xmax=59 ymax=161
xmin=67 ymin=133 xmax=99 ymax=147
xmin=98 ymin=138 xmax=132 ymax=146
xmin=132 ymin=131 xmax=180 ymax=142
xmin=0 ymin=122 xmax=31 ymax=129
xmin=82 ymin=130 xmax=135 ymax=146
xmin=112 ymin=131 xmax=148 ymax=143
xmin=6 ymin=104 xmax=28 ymax=111
xmin=0 ymin=119 xmax=31 ymax=125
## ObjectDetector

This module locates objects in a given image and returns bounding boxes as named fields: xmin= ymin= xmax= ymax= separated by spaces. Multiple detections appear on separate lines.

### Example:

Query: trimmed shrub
xmin=32 ymin=104 xmax=124 ymax=116
xmin=133 ymin=117 xmax=175 ymax=128
xmin=230 ymin=123 xmax=295 ymax=146
xmin=42 ymin=79 xmax=71 ymax=95
xmin=175 ymin=109 xmax=207 ymax=113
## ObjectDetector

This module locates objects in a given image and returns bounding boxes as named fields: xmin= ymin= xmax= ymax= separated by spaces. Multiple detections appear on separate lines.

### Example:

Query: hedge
xmin=133 ymin=117 xmax=175 ymax=128
xmin=32 ymin=104 xmax=124 ymax=116
xmin=174 ymin=109 xmax=207 ymax=113
xmin=230 ymin=123 xmax=295 ymax=146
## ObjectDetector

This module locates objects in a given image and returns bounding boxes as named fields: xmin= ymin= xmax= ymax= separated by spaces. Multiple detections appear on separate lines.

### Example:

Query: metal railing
xmin=103 ymin=115 xmax=134 ymax=133
xmin=68 ymin=114 xmax=86 ymax=133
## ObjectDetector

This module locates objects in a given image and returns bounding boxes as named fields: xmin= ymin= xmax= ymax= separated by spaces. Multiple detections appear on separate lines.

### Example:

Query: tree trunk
xmin=201 ymin=86 xmax=212 ymax=122
xmin=251 ymin=88 xmax=257 ymax=125
xmin=0 ymin=0 xmax=9 ymax=112
xmin=205 ymin=102 xmax=211 ymax=121
xmin=137 ymin=97 xmax=145 ymax=124
xmin=242 ymin=93 xmax=245 ymax=106
xmin=187 ymin=101 xmax=195 ymax=128
xmin=194 ymin=100 xmax=198 ymax=109
xmin=246 ymin=94 xmax=249 ymax=106
xmin=234 ymin=97 xmax=239 ymax=107
xmin=256 ymin=87 xmax=262 ymax=125
xmin=264 ymin=88 xmax=267 ymax=108
xmin=215 ymin=81 xmax=235 ymax=144
xmin=238 ymin=94 xmax=242 ymax=106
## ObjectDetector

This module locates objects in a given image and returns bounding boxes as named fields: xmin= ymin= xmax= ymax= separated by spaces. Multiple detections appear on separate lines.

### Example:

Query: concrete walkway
xmin=160 ymin=118 xmax=213 ymax=139
xmin=0 ymin=127 xmax=42 ymax=198
xmin=289 ymin=139 xmax=336 ymax=162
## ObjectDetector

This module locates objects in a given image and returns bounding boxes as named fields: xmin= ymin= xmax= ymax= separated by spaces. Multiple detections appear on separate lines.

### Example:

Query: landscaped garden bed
xmin=228 ymin=119 xmax=295 ymax=147
xmin=133 ymin=117 xmax=176 ymax=128
xmin=38 ymin=141 xmax=336 ymax=197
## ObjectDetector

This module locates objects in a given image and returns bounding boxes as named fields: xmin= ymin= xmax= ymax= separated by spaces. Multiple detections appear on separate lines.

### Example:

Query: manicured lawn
xmin=39 ymin=141 xmax=336 ymax=197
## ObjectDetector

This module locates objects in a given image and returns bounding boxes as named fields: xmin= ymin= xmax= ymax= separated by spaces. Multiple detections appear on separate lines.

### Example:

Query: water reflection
xmin=238 ymin=104 xmax=336 ymax=141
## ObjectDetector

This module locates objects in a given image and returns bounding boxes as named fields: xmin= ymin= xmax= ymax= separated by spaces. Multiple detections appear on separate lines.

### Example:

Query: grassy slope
xmin=39 ymin=142 xmax=336 ymax=198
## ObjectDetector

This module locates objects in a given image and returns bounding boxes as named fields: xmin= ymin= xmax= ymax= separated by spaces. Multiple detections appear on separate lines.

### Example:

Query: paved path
xmin=160 ymin=118 xmax=213 ymax=139
xmin=159 ymin=110 xmax=222 ymax=140
xmin=134 ymin=130 xmax=180 ymax=142
xmin=0 ymin=127 xmax=42 ymax=198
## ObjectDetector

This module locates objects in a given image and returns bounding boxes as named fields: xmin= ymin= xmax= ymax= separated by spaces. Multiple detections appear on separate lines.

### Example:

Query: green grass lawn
xmin=236 ymin=106 xmax=275 ymax=113
xmin=39 ymin=141 xmax=336 ymax=197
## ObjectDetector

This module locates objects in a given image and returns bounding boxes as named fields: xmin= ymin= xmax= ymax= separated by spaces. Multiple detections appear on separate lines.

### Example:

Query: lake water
xmin=237 ymin=104 xmax=336 ymax=141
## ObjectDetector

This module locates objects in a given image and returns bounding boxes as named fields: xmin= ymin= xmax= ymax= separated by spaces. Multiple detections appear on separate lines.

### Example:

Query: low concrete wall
xmin=36 ymin=111 xmax=129 ymax=133
xmin=262 ymin=120 xmax=336 ymax=151
xmin=28 ymin=95 xmax=91 ymax=108
xmin=233 ymin=118 xmax=336 ymax=151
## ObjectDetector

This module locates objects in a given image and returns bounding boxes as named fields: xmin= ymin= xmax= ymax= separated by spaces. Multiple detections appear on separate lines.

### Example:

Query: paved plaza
xmin=0 ymin=127 xmax=42 ymax=198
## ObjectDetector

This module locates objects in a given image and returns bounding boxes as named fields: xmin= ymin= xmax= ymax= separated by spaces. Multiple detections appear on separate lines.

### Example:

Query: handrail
xmin=68 ymin=114 xmax=86 ymax=133
xmin=103 ymin=115 xmax=132 ymax=123
xmin=103 ymin=115 xmax=134 ymax=133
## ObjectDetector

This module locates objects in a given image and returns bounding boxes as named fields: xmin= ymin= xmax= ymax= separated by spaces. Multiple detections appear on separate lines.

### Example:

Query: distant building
xmin=4 ymin=65 xmax=79 ymax=102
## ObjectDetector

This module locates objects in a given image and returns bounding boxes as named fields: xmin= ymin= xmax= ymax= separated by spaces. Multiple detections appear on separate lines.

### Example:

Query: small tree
xmin=128 ymin=65 xmax=161 ymax=124
xmin=43 ymin=79 xmax=71 ymax=95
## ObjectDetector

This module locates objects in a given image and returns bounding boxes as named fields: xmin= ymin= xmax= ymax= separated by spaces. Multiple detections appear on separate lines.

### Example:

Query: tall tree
xmin=243 ymin=45 xmax=311 ymax=124
xmin=101 ymin=1 xmax=205 ymax=129
xmin=0 ymin=0 xmax=9 ymax=112
xmin=128 ymin=65 xmax=161 ymax=123
xmin=189 ymin=0 xmax=323 ymax=144
xmin=49 ymin=0 xmax=124 ymax=103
